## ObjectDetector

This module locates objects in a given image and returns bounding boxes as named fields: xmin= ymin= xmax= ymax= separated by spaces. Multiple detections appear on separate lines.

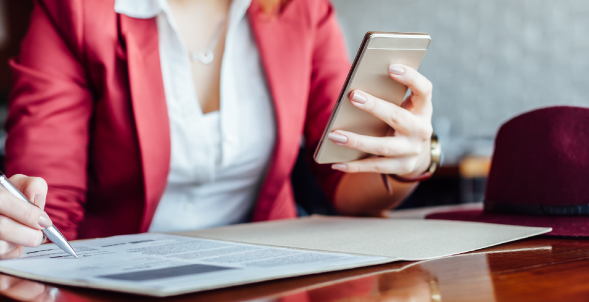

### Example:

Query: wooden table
xmin=1 ymin=236 xmax=588 ymax=302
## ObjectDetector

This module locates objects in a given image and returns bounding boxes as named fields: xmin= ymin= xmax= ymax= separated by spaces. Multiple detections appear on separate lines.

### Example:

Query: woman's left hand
xmin=327 ymin=64 xmax=433 ymax=177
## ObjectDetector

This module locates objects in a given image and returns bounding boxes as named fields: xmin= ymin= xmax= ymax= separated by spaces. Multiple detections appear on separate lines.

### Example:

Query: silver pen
xmin=0 ymin=171 xmax=78 ymax=259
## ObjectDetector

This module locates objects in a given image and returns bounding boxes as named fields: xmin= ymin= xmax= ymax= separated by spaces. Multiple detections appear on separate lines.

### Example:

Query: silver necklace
xmin=190 ymin=21 xmax=225 ymax=64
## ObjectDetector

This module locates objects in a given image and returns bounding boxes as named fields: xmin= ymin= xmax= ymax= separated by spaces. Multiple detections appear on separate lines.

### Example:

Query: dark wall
xmin=0 ymin=0 xmax=33 ymax=100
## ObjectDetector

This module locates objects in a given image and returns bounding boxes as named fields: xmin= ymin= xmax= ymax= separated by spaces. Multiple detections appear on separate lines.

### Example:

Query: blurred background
xmin=330 ymin=0 xmax=589 ymax=209
xmin=0 ymin=0 xmax=587 ymax=210
xmin=333 ymin=0 xmax=589 ymax=163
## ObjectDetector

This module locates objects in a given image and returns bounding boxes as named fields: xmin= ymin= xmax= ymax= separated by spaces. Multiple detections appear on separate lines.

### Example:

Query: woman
xmin=2 ymin=0 xmax=433 ymax=258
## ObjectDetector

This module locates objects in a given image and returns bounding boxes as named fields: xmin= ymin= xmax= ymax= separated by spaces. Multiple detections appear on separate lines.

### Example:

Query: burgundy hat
xmin=426 ymin=106 xmax=589 ymax=237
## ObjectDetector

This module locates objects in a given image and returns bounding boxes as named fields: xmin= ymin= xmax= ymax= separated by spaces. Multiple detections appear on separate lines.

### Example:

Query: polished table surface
xmin=1 ymin=236 xmax=588 ymax=302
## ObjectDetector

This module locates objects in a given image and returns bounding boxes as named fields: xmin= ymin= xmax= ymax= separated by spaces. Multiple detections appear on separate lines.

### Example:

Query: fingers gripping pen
xmin=0 ymin=171 xmax=78 ymax=259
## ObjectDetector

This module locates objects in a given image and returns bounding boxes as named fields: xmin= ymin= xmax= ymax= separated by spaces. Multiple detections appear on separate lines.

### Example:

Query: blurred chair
xmin=291 ymin=147 xmax=338 ymax=216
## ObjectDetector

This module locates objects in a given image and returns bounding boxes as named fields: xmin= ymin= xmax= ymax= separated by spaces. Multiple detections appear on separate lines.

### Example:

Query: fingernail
xmin=38 ymin=212 xmax=52 ymax=229
xmin=327 ymin=132 xmax=348 ymax=144
xmin=332 ymin=163 xmax=348 ymax=171
xmin=350 ymin=91 xmax=367 ymax=104
xmin=389 ymin=64 xmax=405 ymax=75
xmin=35 ymin=232 xmax=44 ymax=246
xmin=33 ymin=194 xmax=46 ymax=208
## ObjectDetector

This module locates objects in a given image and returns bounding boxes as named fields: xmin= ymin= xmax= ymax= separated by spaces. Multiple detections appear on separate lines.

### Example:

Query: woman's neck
xmin=167 ymin=0 xmax=232 ymax=114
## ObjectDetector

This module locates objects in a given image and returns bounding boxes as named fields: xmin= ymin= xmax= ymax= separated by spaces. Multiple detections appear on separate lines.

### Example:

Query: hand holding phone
xmin=314 ymin=32 xmax=434 ymax=179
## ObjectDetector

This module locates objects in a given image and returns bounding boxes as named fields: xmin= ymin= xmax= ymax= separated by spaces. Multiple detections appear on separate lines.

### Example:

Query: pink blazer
xmin=5 ymin=0 xmax=349 ymax=239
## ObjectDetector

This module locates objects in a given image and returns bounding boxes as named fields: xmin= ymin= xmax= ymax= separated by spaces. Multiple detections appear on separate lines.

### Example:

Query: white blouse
xmin=114 ymin=0 xmax=276 ymax=232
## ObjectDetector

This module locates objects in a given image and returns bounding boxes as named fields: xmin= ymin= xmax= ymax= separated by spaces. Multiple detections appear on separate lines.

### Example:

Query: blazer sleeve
xmin=5 ymin=0 xmax=92 ymax=240
xmin=304 ymin=0 xmax=351 ymax=204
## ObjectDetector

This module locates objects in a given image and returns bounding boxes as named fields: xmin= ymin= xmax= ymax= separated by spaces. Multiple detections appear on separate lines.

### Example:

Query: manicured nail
xmin=38 ymin=212 xmax=52 ymax=229
xmin=327 ymin=132 xmax=348 ymax=144
xmin=350 ymin=91 xmax=367 ymax=104
xmin=33 ymin=194 xmax=45 ymax=208
xmin=389 ymin=64 xmax=405 ymax=75
xmin=332 ymin=163 xmax=348 ymax=171
xmin=35 ymin=232 xmax=45 ymax=246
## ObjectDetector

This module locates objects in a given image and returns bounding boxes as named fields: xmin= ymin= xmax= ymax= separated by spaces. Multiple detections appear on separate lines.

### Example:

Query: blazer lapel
xmin=117 ymin=2 xmax=307 ymax=225
xmin=119 ymin=15 xmax=170 ymax=231
xmin=247 ymin=0 xmax=309 ymax=220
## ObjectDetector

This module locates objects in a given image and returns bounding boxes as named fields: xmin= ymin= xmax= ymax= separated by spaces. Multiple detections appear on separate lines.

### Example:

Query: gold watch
xmin=381 ymin=133 xmax=442 ymax=194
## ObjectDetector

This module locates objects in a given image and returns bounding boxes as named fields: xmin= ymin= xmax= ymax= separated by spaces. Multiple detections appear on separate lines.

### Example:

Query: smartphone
xmin=313 ymin=32 xmax=431 ymax=164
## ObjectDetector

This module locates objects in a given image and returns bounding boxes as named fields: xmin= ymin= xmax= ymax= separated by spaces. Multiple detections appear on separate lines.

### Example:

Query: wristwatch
xmin=381 ymin=133 xmax=441 ymax=194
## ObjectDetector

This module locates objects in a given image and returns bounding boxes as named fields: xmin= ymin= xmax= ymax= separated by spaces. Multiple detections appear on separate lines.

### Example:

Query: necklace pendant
xmin=191 ymin=48 xmax=214 ymax=64
xmin=189 ymin=20 xmax=225 ymax=65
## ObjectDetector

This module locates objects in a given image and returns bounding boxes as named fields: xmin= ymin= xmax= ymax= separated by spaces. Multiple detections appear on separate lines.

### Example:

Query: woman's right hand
xmin=0 ymin=175 xmax=50 ymax=259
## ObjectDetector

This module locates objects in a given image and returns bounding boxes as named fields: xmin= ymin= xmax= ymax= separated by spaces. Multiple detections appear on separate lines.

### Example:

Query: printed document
xmin=0 ymin=216 xmax=552 ymax=297
xmin=0 ymin=233 xmax=388 ymax=297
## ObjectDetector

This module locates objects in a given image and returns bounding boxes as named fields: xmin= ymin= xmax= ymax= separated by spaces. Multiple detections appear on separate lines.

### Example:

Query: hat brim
xmin=425 ymin=210 xmax=589 ymax=237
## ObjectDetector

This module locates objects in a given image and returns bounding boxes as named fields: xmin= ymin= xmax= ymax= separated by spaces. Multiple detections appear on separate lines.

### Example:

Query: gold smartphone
xmin=313 ymin=31 xmax=431 ymax=164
